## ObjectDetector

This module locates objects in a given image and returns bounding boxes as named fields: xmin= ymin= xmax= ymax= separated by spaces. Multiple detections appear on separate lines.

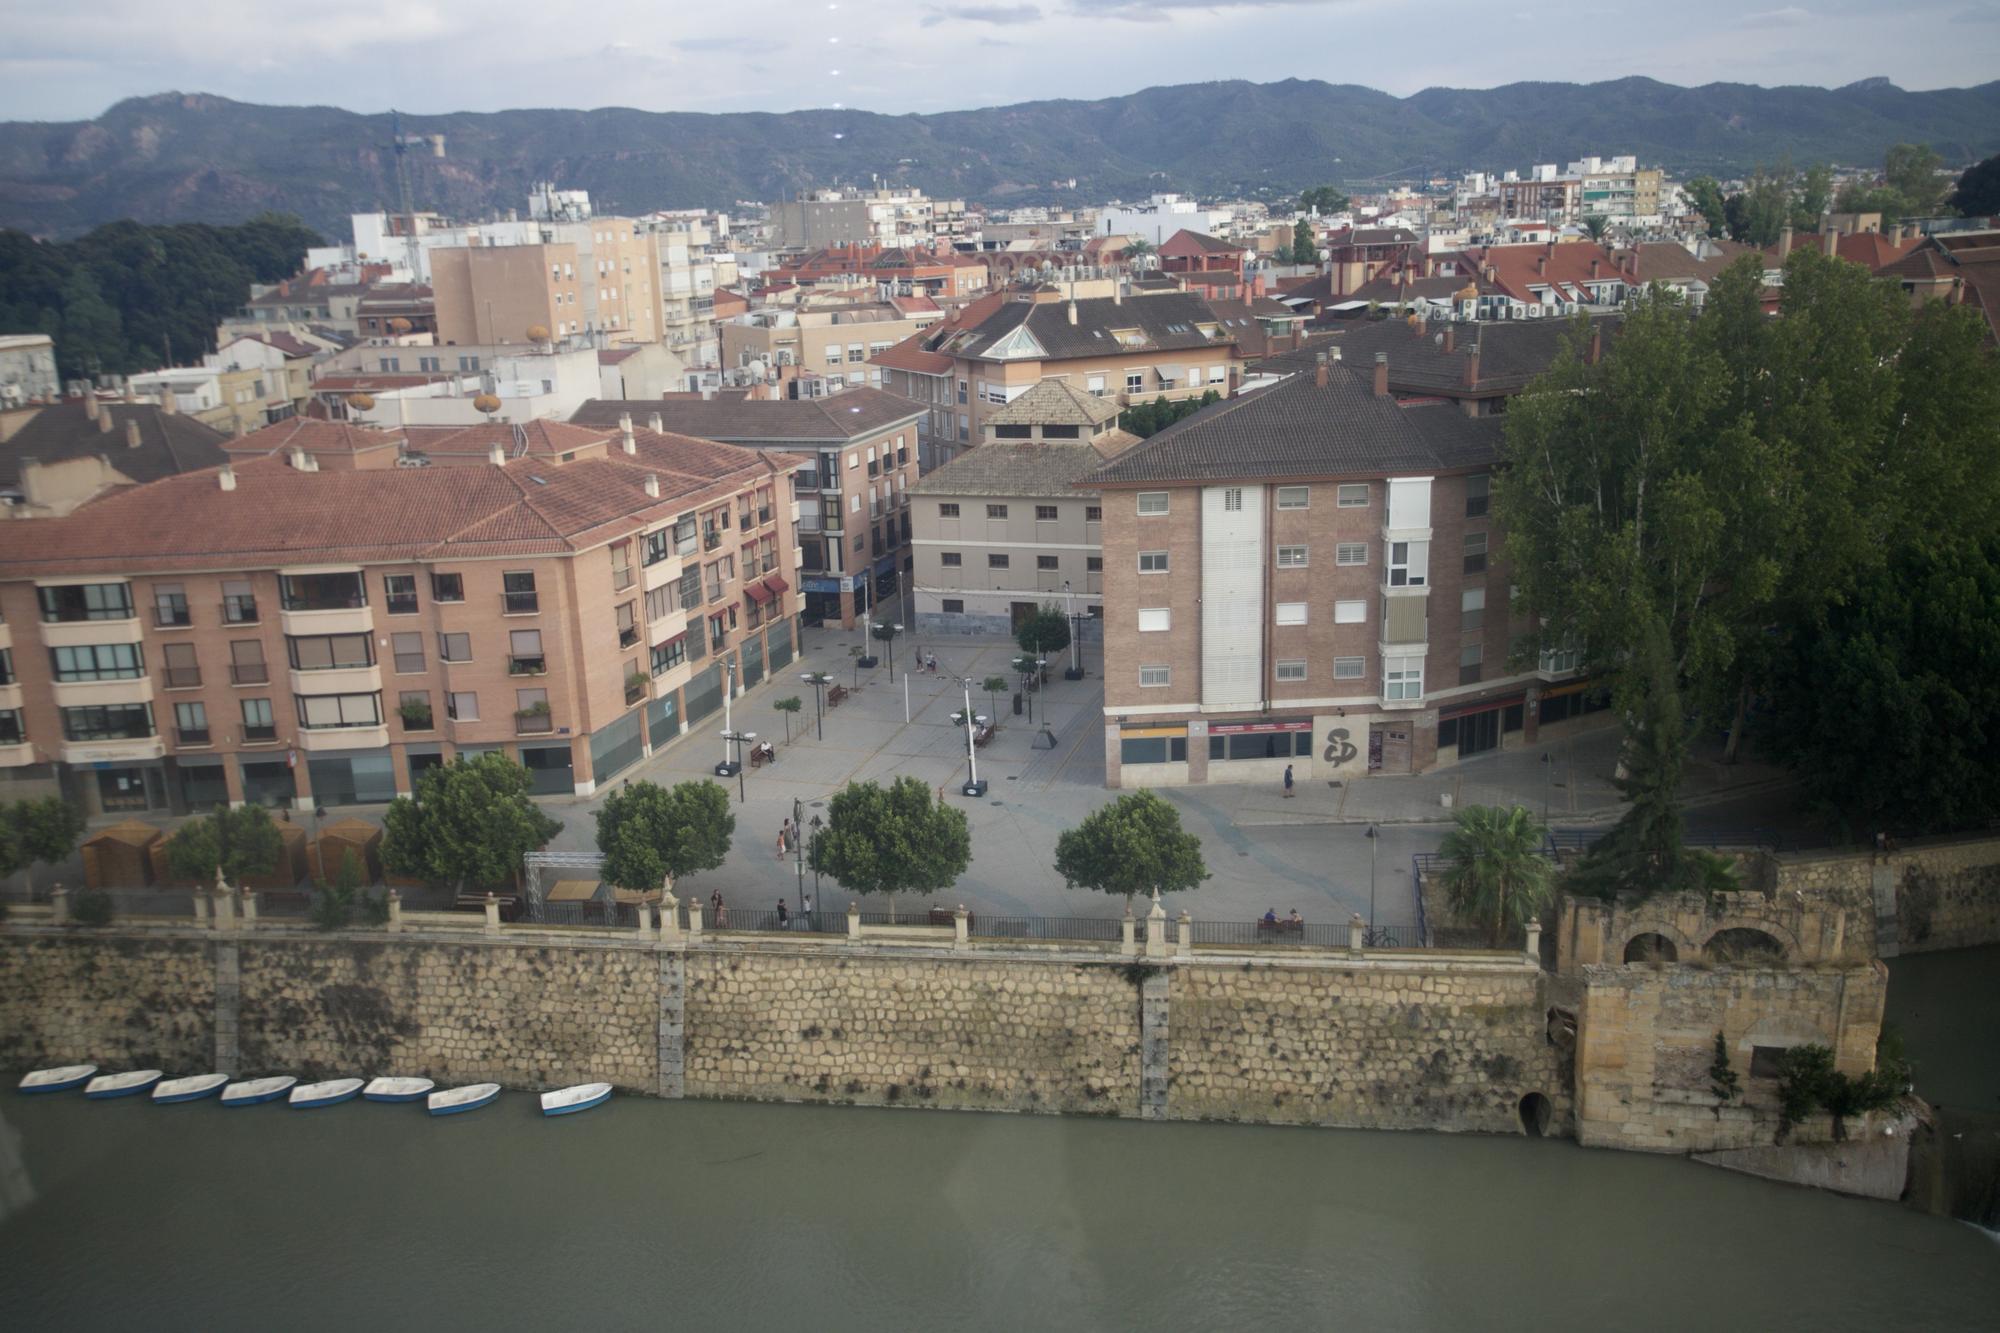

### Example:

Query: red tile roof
xmin=403 ymin=421 xmax=612 ymax=458
xmin=221 ymin=419 xmax=405 ymax=457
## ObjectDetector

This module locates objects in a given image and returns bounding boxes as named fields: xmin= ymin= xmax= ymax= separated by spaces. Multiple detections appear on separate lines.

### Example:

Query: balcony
xmin=61 ymin=733 xmax=165 ymax=765
xmin=163 ymin=667 xmax=203 ymax=690
xmin=280 ymin=587 xmax=365 ymax=613
xmin=502 ymin=591 xmax=540 ymax=616
xmin=52 ymin=676 xmax=155 ymax=708
xmin=222 ymin=597 xmax=259 ymax=626
xmin=385 ymin=593 xmax=420 ymax=616
xmin=514 ymin=709 xmax=555 ymax=736
xmin=703 ymin=530 xmax=723 ymax=552
xmin=154 ymin=605 xmax=193 ymax=629
xmin=508 ymin=656 xmax=547 ymax=677
xmin=296 ymin=723 xmax=390 ymax=752
xmin=613 ymin=566 xmax=636 ymax=593
xmin=757 ymin=506 xmax=773 ymax=526
xmin=176 ymin=726 xmax=212 ymax=747
xmin=618 ymin=626 xmax=640 ymax=650
xmin=230 ymin=663 xmax=269 ymax=686
xmin=41 ymin=616 xmax=144 ymax=649
xmin=242 ymin=723 xmax=278 ymax=744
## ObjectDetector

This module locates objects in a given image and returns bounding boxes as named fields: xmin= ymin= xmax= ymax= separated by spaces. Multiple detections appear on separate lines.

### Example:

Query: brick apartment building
xmin=573 ymin=389 xmax=921 ymax=628
xmin=1089 ymin=344 xmax=1599 ymax=790
xmin=0 ymin=424 xmax=803 ymax=817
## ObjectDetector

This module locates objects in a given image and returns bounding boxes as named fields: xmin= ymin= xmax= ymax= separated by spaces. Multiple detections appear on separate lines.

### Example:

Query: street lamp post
xmin=1062 ymin=580 xmax=1083 ymax=680
xmin=809 ymin=814 xmax=824 ymax=903
xmin=793 ymin=796 xmax=805 ymax=916
xmin=951 ymin=677 xmax=989 ymax=797
xmin=873 ymin=620 xmax=903 ymax=683
xmin=1365 ymin=823 xmax=1379 ymax=936
xmin=719 ymin=729 xmax=756 ymax=802
xmin=715 ymin=656 xmax=740 ymax=777
xmin=800 ymin=671 xmax=830 ymax=741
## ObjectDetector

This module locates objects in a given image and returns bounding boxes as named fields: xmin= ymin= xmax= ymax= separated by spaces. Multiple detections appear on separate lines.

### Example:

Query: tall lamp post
xmin=800 ymin=671 xmax=830 ymax=741
xmin=1365 ymin=823 xmax=1379 ymax=936
xmin=715 ymin=655 xmax=740 ymax=777
xmin=808 ymin=813 xmax=825 ymax=905
xmin=951 ymin=678 xmax=989 ymax=797
xmin=872 ymin=620 xmax=903 ymax=683
xmin=718 ymin=729 xmax=756 ymax=802
xmin=1062 ymin=579 xmax=1084 ymax=680
xmin=793 ymin=795 xmax=806 ymax=916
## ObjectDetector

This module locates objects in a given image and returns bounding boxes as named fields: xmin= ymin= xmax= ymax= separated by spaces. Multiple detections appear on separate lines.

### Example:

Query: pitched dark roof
xmin=1162 ymin=229 xmax=1244 ymax=254
xmin=0 ymin=401 xmax=231 ymax=489
xmin=571 ymin=387 xmax=923 ymax=443
xmin=912 ymin=441 xmax=1116 ymax=499
xmin=944 ymin=292 xmax=1238 ymax=362
xmin=1087 ymin=364 xmax=1503 ymax=487
xmin=1256 ymin=315 xmax=1613 ymax=396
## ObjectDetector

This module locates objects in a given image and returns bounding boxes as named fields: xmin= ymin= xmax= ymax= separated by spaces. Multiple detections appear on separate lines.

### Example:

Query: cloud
xmin=1949 ymin=2 xmax=2000 ymax=21
xmin=920 ymin=3 xmax=1042 ymax=24
xmin=1731 ymin=6 xmax=1814 ymax=27
xmin=676 ymin=36 xmax=772 ymax=51
xmin=1066 ymin=0 xmax=1356 ymax=12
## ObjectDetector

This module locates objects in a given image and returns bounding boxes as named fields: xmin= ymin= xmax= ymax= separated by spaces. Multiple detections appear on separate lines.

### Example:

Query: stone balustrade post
xmin=1144 ymin=893 xmax=1168 ymax=959
xmin=687 ymin=898 xmax=704 ymax=940
xmin=660 ymin=890 xmax=682 ymax=942
xmin=634 ymin=900 xmax=655 ymax=941
xmin=953 ymin=904 xmax=969 ymax=951
xmin=1524 ymin=919 xmax=1542 ymax=964
xmin=483 ymin=891 xmax=500 ymax=935
xmin=239 ymin=888 xmax=259 ymax=928
xmin=49 ymin=883 xmax=68 ymax=925
xmin=1176 ymin=909 xmax=1192 ymax=959
xmin=1349 ymin=913 xmax=1366 ymax=957
xmin=213 ymin=876 xmax=237 ymax=932
xmin=191 ymin=887 xmax=210 ymax=927
xmin=386 ymin=890 xmax=402 ymax=934
xmin=1120 ymin=908 xmax=1138 ymax=959
xmin=845 ymin=902 xmax=861 ymax=942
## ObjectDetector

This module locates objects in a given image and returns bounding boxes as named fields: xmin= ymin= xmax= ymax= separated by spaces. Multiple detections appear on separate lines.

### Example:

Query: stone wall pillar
xmin=48 ymin=884 xmax=67 ymax=925
xmin=1144 ymin=895 xmax=1168 ymax=959
xmin=846 ymin=902 xmax=861 ymax=941
xmin=952 ymin=904 xmax=969 ymax=952
xmin=688 ymin=899 xmax=704 ymax=940
xmin=660 ymin=891 xmax=682 ymax=942
xmin=213 ymin=879 xmax=237 ymax=932
xmin=386 ymin=890 xmax=402 ymax=934
xmin=1139 ymin=969 xmax=1170 ymax=1120
xmin=192 ymin=889 xmax=210 ymax=928
xmin=483 ymin=892 xmax=500 ymax=935
xmin=1120 ymin=909 xmax=1137 ymax=958
xmin=1175 ymin=910 xmax=1192 ymax=959
xmin=1349 ymin=912 xmax=1365 ymax=957
xmin=1524 ymin=919 xmax=1542 ymax=964
xmin=634 ymin=901 xmax=655 ymax=941
xmin=239 ymin=889 xmax=259 ymax=929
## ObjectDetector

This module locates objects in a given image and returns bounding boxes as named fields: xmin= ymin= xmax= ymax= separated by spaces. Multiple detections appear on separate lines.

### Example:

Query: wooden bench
xmin=1256 ymin=918 xmax=1305 ymax=937
xmin=454 ymin=892 xmax=523 ymax=922
xmin=926 ymin=907 xmax=971 ymax=930
xmin=748 ymin=747 xmax=770 ymax=769
xmin=972 ymin=724 xmax=994 ymax=749
xmin=827 ymin=685 xmax=849 ymax=707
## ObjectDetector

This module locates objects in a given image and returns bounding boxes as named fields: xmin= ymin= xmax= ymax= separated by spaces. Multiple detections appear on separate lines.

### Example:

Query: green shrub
xmin=68 ymin=890 xmax=114 ymax=927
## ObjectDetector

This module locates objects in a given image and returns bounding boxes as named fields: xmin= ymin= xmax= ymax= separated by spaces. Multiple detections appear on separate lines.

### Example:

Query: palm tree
xmin=1435 ymin=804 xmax=1554 ymax=948
xmin=1582 ymin=214 xmax=1610 ymax=243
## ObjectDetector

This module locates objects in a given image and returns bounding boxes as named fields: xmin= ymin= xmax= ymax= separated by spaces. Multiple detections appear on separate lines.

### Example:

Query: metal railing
xmin=971 ymin=915 xmax=1122 ymax=943
xmin=708 ymin=907 xmax=843 ymax=934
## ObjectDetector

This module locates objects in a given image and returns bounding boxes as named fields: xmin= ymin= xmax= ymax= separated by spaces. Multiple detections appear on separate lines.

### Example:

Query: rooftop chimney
xmin=1314 ymin=351 xmax=1329 ymax=389
xmin=82 ymin=394 xmax=99 ymax=422
xmin=288 ymin=446 xmax=318 ymax=472
xmin=1778 ymin=225 xmax=1793 ymax=262
xmin=1588 ymin=325 xmax=1603 ymax=365
xmin=1442 ymin=325 xmax=1455 ymax=355
xmin=647 ymin=412 xmax=663 ymax=432
xmin=1067 ymin=301 xmax=1078 ymax=325
xmin=643 ymin=473 xmax=661 ymax=499
xmin=1463 ymin=343 xmax=1481 ymax=388
xmin=1536 ymin=254 xmax=1547 ymax=277
xmin=488 ymin=442 xmax=507 ymax=465
xmin=1373 ymin=351 xmax=1389 ymax=398
xmin=620 ymin=415 xmax=636 ymax=453
xmin=618 ymin=411 xmax=632 ymax=434
xmin=98 ymin=407 xmax=114 ymax=434
xmin=124 ymin=417 xmax=142 ymax=448
xmin=1822 ymin=230 xmax=1839 ymax=258
xmin=1329 ymin=345 xmax=1341 ymax=362
xmin=218 ymin=464 xmax=237 ymax=492
xmin=1590 ymin=257 xmax=1601 ymax=280
xmin=159 ymin=392 xmax=176 ymax=415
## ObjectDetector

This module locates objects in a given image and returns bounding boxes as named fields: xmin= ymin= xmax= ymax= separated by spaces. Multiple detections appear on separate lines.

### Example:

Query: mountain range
xmin=3 ymin=77 xmax=1998 ymax=239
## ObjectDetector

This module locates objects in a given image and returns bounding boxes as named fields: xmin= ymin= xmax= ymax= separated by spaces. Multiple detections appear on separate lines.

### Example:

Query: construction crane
xmin=384 ymin=109 xmax=430 ymax=280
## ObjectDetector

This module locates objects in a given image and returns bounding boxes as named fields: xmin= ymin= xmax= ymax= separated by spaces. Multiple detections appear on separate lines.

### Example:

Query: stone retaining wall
xmin=0 ymin=934 xmax=215 ymax=1073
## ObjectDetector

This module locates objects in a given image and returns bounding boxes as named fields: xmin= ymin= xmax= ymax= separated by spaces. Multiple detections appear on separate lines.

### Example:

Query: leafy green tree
xmin=1792 ymin=162 xmax=1834 ymax=229
xmin=309 ymin=848 xmax=369 ymax=931
xmin=381 ymin=753 xmax=561 ymax=893
xmin=1015 ymin=606 xmax=1071 ymax=660
xmin=1885 ymin=143 xmax=1949 ymax=216
xmin=981 ymin=675 xmax=1008 ymax=724
xmin=164 ymin=803 xmax=282 ymax=885
xmin=1685 ymin=176 xmax=1728 ymax=238
xmin=1290 ymin=218 xmax=1318 ymax=265
xmin=1774 ymin=1039 xmax=1908 ymax=1143
xmin=1948 ymin=152 xmax=2000 ymax=216
xmin=773 ymin=696 xmax=803 ymax=744
xmin=1300 ymin=185 xmax=1350 ymax=216
xmin=1053 ymin=791 xmax=1208 ymax=907
xmin=58 ymin=269 xmax=123 ymax=374
xmin=1434 ymin=804 xmax=1553 ymax=947
xmin=9 ymin=797 xmax=85 ymax=889
xmin=1580 ymin=214 xmax=1609 ymax=242
xmin=1734 ymin=164 xmax=1794 ymax=246
xmin=811 ymin=776 xmax=970 ymax=920
xmin=594 ymin=779 xmax=734 ymax=895
xmin=1709 ymin=1031 xmax=1740 ymax=1106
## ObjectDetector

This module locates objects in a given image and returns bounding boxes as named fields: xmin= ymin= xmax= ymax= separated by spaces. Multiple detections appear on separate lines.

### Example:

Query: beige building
xmin=431 ymin=221 xmax=663 ymax=347
xmin=0 ymin=397 xmax=230 ymax=518
xmin=721 ymin=302 xmax=941 ymax=394
xmin=908 ymin=381 xmax=1137 ymax=635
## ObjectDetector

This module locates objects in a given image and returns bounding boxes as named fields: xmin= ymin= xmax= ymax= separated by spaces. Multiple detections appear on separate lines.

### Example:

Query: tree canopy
xmin=381 ymin=753 xmax=562 ymax=892
xmin=1291 ymin=217 xmax=1318 ymax=265
xmin=1948 ymin=152 xmax=2000 ymax=217
xmin=0 ymin=213 xmax=323 ymax=381
xmin=594 ymin=779 xmax=734 ymax=893
xmin=1053 ymin=791 xmax=1208 ymax=904
xmin=1834 ymin=143 xmax=1951 ymax=220
xmin=1685 ymin=177 xmax=1728 ymax=239
xmin=811 ymin=777 xmax=970 ymax=905
xmin=0 ymin=797 xmax=85 ymax=885
xmin=165 ymin=803 xmax=283 ymax=885
xmin=1435 ymin=804 xmax=1554 ymax=946
xmin=1015 ymin=606 xmax=1071 ymax=659
xmin=1122 ymin=389 xmax=1220 ymax=439
xmin=1299 ymin=185 xmax=1350 ymax=216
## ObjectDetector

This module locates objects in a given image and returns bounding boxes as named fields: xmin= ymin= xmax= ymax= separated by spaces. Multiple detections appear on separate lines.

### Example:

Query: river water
xmin=2 ymin=1085 xmax=1996 ymax=1331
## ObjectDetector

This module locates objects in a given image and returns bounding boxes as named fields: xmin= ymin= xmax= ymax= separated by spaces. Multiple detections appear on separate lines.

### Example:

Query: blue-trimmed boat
xmin=84 ymin=1070 xmax=162 ymax=1099
xmin=362 ymin=1076 xmax=435 ymax=1104
xmin=540 ymin=1083 xmax=612 ymax=1117
xmin=221 ymin=1076 xmax=297 ymax=1107
xmin=427 ymin=1083 xmax=501 ymax=1117
xmin=152 ymin=1073 xmax=229 ymax=1104
xmin=288 ymin=1078 xmax=364 ymax=1109
xmin=19 ymin=1064 xmax=97 ymax=1094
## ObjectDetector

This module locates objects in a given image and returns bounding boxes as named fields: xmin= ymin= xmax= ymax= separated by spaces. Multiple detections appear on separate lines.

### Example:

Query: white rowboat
xmin=426 ymin=1083 xmax=501 ymax=1117
xmin=19 ymin=1065 xmax=98 ymax=1094
xmin=540 ymin=1083 xmax=613 ymax=1117
xmin=221 ymin=1076 xmax=297 ymax=1107
xmin=362 ymin=1077 xmax=435 ymax=1103
xmin=288 ymin=1078 xmax=364 ymax=1109
xmin=152 ymin=1073 xmax=230 ymax=1104
xmin=84 ymin=1070 xmax=162 ymax=1099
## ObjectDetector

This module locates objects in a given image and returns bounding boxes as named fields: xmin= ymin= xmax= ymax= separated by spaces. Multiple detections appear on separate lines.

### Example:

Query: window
xmin=0 ymin=710 xmax=21 ymax=744
xmin=1125 ymin=372 xmax=1144 ymax=394
xmin=1035 ymin=505 xmax=1058 ymax=521
xmin=62 ymin=703 xmax=154 ymax=742
xmin=399 ymin=691 xmax=433 ymax=729
xmin=1087 ymin=556 xmax=1103 ymax=572
xmin=240 ymin=698 xmax=276 ymax=742
xmin=1389 ymin=541 xmax=1427 ymax=587
xmin=1139 ymin=665 xmax=1171 ymax=687
xmin=1276 ymin=545 xmax=1308 ymax=569
xmin=941 ymin=599 xmax=964 ymax=614
xmin=938 ymin=502 xmax=960 ymax=518
xmin=825 ymin=344 xmax=843 ymax=365
xmin=229 ymin=640 xmax=267 ymax=685
xmin=508 ymin=629 xmax=546 ymax=675
xmin=1120 ymin=728 xmax=1188 ymax=764
xmin=1465 ymin=532 xmax=1489 ymax=575
xmin=1276 ymin=485 xmax=1309 ymax=509
xmin=38 ymin=582 xmax=133 ymax=623
xmin=987 ymin=554 xmax=1010 ymax=569
xmin=174 ymin=701 xmax=210 ymax=746
xmin=1465 ymin=474 xmax=1490 ymax=518
xmin=515 ymin=687 xmax=552 ymax=731
xmin=617 ymin=602 xmax=638 ymax=649
xmin=1031 ymin=555 xmax=1057 ymax=572
xmin=431 ymin=572 xmax=464 ymax=602
xmin=1460 ymin=643 xmax=1483 ymax=685
xmin=383 ymin=574 xmax=418 ymax=615
xmin=1334 ymin=600 xmax=1366 ymax=624
xmin=1138 ymin=608 xmax=1171 ymax=632
xmin=1221 ymin=488 xmax=1244 ymax=512
xmin=941 ymin=552 xmax=963 ymax=568
xmin=1336 ymin=543 xmax=1368 ymax=566
xmin=1138 ymin=551 xmax=1169 ymax=573
xmin=1275 ymin=602 xmax=1307 ymax=626
xmin=153 ymin=583 xmax=190 ymax=627
xmin=1086 ymin=505 xmax=1102 ymax=522
xmin=1275 ymin=660 xmax=1307 ymax=682
xmin=1087 ymin=375 xmax=1106 ymax=397
xmin=986 ymin=504 xmax=1008 ymax=519
xmin=502 ymin=571 xmax=539 ymax=614
xmin=222 ymin=580 xmax=258 ymax=624
xmin=1461 ymin=587 xmax=1486 ymax=630
xmin=1137 ymin=492 xmax=1169 ymax=516
xmin=279 ymin=572 xmax=365 ymax=612
xmin=1337 ymin=484 xmax=1369 ymax=508
xmin=391 ymin=632 xmax=425 ymax=673
xmin=1385 ymin=655 xmax=1424 ymax=701
xmin=51 ymin=643 xmax=143 ymax=682
xmin=161 ymin=642 xmax=201 ymax=689
xmin=438 ymin=632 xmax=472 ymax=663
xmin=0 ymin=649 xmax=11 ymax=685
xmin=1333 ymin=656 xmax=1365 ymax=680
xmin=446 ymin=691 xmax=479 ymax=722
xmin=287 ymin=633 xmax=372 ymax=671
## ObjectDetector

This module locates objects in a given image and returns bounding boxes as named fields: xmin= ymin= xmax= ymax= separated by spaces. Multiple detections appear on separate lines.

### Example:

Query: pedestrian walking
xmin=776 ymin=827 xmax=788 ymax=860
xmin=776 ymin=900 xmax=790 ymax=928
xmin=710 ymin=889 xmax=725 ymax=927
xmin=802 ymin=892 xmax=814 ymax=927
xmin=1283 ymin=764 xmax=1295 ymax=798
xmin=781 ymin=817 xmax=795 ymax=851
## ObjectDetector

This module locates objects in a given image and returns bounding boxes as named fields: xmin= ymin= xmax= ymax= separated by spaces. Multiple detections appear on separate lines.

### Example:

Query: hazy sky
xmin=3 ymin=0 xmax=1998 ymax=122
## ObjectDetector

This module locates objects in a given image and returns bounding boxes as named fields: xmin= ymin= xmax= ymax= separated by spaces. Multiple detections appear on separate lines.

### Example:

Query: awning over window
xmin=762 ymin=574 xmax=790 ymax=595
xmin=744 ymin=582 xmax=776 ymax=605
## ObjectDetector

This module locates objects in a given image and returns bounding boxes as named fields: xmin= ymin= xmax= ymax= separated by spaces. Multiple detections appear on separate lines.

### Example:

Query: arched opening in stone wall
xmin=1518 ymin=1092 xmax=1552 ymax=1137
xmin=1623 ymin=932 xmax=1679 ymax=964
xmin=1705 ymin=927 xmax=1787 ymax=964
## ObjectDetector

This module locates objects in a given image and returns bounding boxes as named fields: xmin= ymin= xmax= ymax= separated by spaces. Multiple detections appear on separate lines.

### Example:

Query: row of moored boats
xmin=17 ymin=1064 xmax=612 ymax=1116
